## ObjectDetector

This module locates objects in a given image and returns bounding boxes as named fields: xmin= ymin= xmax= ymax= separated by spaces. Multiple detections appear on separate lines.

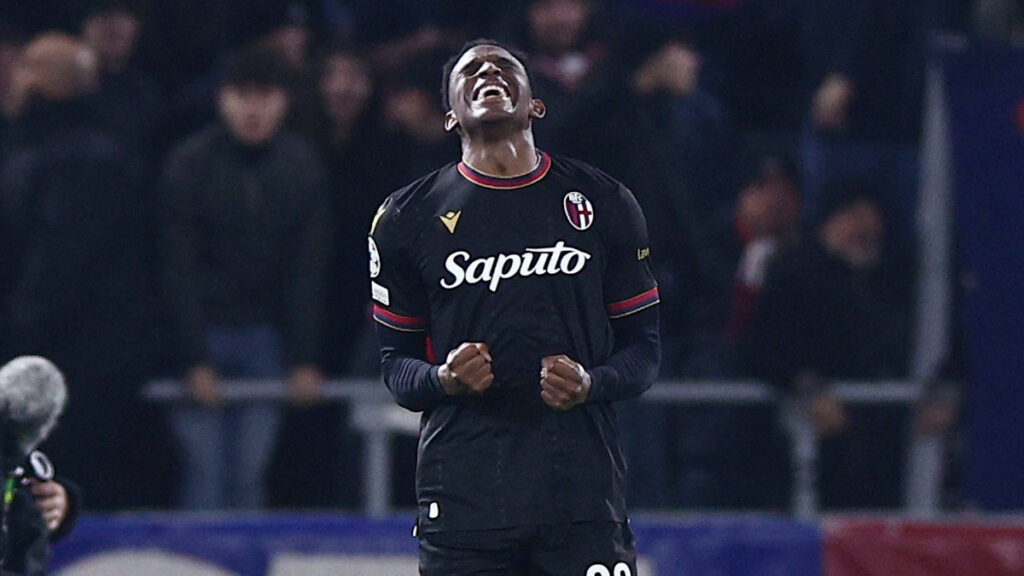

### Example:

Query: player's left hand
xmin=30 ymin=479 xmax=68 ymax=533
xmin=540 ymin=355 xmax=591 ymax=410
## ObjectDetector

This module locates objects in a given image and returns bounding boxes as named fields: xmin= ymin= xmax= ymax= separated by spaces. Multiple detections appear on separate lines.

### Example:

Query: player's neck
xmin=460 ymin=132 xmax=539 ymax=178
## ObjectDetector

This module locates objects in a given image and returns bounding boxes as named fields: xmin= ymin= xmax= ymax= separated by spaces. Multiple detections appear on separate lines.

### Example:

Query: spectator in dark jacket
xmin=740 ymin=181 xmax=910 ymax=389
xmin=159 ymin=43 xmax=331 ymax=511
xmin=513 ymin=0 xmax=629 ymax=167
xmin=0 ymin=31 xmax=151 ymax=511
xmin=614 ymin=37 xmax=743 ymax=509
xmin=797 ymin=0 xmax=930 ymax=259
xmin=626 ymin=37 xmax=740 ymax=377
xmin=78 ymin=0 xmax=165 ymax=164
xmin=313 ymin=46 xmax=390 ymax=376
xmin=739 ymin=179 xmax=913 ymax=509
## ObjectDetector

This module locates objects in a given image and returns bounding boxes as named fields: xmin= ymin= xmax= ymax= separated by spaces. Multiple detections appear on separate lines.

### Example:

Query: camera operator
xmin=0 ymin=357 xmax=80 ymax=576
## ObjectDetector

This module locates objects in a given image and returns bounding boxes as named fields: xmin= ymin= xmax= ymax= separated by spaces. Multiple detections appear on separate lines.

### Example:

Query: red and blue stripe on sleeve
xmin=606 ymin=287 xmax=660 ymax=319
xmin=373 ymin=305 xmax=428 ymax=332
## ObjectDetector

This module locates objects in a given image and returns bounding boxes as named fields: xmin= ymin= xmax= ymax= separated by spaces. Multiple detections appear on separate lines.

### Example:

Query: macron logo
xmin=440 ymin=241 xmax=592 ymax=292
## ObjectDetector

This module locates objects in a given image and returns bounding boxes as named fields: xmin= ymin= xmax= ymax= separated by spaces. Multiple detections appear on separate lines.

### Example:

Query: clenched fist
xmin=540 ymin=355 xmax=591 ymax=410
xmin=439 ymin=342 xmax=494 ymax=395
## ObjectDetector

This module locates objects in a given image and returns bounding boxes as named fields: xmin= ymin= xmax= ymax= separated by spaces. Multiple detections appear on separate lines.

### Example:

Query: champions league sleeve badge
xmin=368 ymin=236 xmax=381 ymax=278
xmin=563 ymin=191 xmax=594 ymax=231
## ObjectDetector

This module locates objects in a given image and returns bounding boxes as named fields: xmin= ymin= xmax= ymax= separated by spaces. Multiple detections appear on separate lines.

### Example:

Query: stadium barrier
xmin=142 ymin=378 xmax=943 ymax=520
xmin=51 ymin=512 xmax=1024 ymax=576
xmin=49 ymin=513 xmax=818 ymax=576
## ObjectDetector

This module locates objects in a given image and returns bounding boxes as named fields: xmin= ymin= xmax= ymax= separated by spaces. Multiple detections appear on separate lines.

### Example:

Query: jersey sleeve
xmin=582 ymin=182 xmax=662 ymax=403
xmin=369 ymin=195 xmax=447 ymax=411
xmin=602 ymin=183 xmax=660 ymax=317
xmin=369 ymin=197 xmax=429 ymax=333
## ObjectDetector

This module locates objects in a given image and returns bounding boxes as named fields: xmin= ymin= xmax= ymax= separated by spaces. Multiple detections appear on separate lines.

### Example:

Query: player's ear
xmin=444 ymin=110 xmax=459 ymax=132
xmin=529 ymin=98 xmax=546 ymax=120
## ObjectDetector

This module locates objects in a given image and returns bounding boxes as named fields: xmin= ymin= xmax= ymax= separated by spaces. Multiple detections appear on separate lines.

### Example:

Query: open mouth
xmin=473 ymin=83 xmax=511 ymax=102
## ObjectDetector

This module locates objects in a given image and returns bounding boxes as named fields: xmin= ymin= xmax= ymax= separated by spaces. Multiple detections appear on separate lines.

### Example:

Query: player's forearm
xmin=381 ymin=353 xmax=447 ymax=411
xmin=587 ymin=307 xmax=661 ymax=402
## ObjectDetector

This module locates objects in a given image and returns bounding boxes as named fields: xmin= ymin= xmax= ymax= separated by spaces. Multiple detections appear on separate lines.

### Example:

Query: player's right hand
xmin=438 ymin=342 xmax=493 ymax=396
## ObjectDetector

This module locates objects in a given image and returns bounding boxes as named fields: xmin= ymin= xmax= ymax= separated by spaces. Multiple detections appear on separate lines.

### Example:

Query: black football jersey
xmin=370 ymin=151 xmax=659 ymax=532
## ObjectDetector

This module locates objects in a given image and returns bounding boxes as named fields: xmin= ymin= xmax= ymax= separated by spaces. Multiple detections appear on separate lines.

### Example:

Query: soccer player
xmin=370 ymin=39 xmax=661 ymax=575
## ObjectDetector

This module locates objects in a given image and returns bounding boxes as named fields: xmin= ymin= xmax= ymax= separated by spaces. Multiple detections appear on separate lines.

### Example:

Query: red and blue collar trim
xmin=458 ymin=151 xmax=552 ymax=189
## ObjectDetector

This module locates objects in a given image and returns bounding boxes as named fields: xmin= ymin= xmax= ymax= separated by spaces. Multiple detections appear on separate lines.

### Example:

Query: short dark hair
xmin=221 ymin=43 xmax=293 ymax=90
xmin=440 ymin=38 xmax=535 ymax=111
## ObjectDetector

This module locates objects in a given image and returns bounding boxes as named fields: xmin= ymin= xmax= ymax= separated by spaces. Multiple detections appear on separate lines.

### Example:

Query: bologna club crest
xmin=563 ymin=191 xmax=594 ymax=231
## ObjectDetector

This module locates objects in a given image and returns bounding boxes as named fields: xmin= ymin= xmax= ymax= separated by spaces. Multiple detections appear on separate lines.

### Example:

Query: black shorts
xmin=419 ymin=520 xmax=637 ymax=576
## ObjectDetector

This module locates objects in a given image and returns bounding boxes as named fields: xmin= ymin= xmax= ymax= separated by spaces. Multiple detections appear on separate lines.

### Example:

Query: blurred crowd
xmin=0 ymin=0 xmax=1008 ymax=513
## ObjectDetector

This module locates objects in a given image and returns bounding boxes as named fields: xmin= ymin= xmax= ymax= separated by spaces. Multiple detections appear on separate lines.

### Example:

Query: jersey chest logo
xmin=564 ymin=191 xmax=594 ymax=231
xmin=440 ymin=241 xmax=592 ymax=292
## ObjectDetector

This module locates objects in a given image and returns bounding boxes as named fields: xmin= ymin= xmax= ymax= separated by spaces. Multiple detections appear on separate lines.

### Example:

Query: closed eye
xmin=459 ymin=56 xmax=519 ymax=78
xmin=460 ymin=61 xmax=483 ymax=76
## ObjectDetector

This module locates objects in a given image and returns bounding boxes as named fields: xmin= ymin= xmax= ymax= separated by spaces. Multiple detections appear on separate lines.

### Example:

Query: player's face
xmin=445 ymin=45 xmax=543 ymax=132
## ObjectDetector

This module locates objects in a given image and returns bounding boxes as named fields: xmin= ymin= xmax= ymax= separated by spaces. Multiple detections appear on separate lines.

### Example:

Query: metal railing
xmin=142 ymin=378 xmax=942 ymax=520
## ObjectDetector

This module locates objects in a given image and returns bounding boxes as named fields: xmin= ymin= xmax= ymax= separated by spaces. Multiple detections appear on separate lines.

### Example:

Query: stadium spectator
xmin=314 ymin=45 xmax=387 ymax=376
xmin=376 ymin=59 xmax=460 ymax=197
xmin=267 ymin=45 xmax=384 ymax=511
xmin=739 ymin=179 xmax=913 ymax=509
xmin=0 ymin=31 xmax=152 ymax=510
xmin=77 ymin=0 xmax=165 ymax=162
xmin=0 ymin=23 xmax=25 ymax=125
xmin=0 ymin=23 xmax=26 ymax=361
xmin=626 ymin=36 xmax=739 ymax=377
xmin=667 ymin=155 xmax=800 ymax=510
xmin=512 ymin=0 xmax=630 ymax=167
xmin=971 ymin=0 xmax=1024 ymax=47
xmin=253 ymin=1 xmax=325 ymax=142
xmin=77 ymin=0 xmax=167 ymax=364
xmin=351 ymin=48 xmax=459 ymax=366
xmin=610 ymin=35 xmax=747 ymax=509
xmin=143 ymin=0 xmax=239 ymax=148
xmin=797 ymin=0 xmax=929 ymax=260
xmin=158 ymin=43 xmax=332 ymax=510
xmin=255 ymin=2 xmax=316 ymax=69
xmin=625 ymin=155 xmax=798 ymax=511
xmin=347 ymin=0 xmax=491 ymax=68
xmin=725 ymin=155 xmax=801 ymax=345
xmin=709 ymin=0 xmax=804 ymax=164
